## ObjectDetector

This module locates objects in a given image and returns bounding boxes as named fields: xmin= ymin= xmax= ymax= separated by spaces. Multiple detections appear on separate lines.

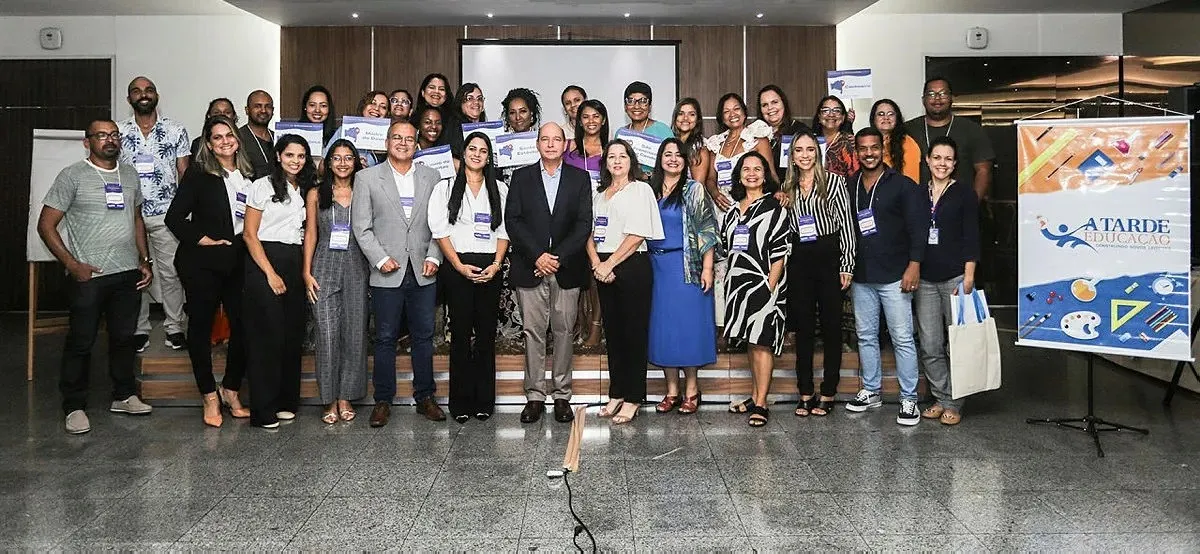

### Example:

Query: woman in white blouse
xmin=430 ymin=132 xmax=509 ymax=424
xmin=587 ymin=139 xmax=665 ymax=425
xmin=242 ymin=134 xmax=314 ymax=429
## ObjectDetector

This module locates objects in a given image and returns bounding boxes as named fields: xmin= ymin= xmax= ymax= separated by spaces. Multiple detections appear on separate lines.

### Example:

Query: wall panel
xmin=746 ymin=25 xmax=836 ymax=121
xmin=280 ymin=27 xmax=371 ymax=119
xmin=374 ymin=26 xmax=461 ymax=94
xmin=655 ymin=25 xmax=744 ymax=118
xmin=466 ymin=25 xmax=557 ymax=40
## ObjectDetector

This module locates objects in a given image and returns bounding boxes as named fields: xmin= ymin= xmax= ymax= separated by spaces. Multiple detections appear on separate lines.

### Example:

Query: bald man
xmin=504 ymin=122 xmax=593 ymax=424
xmin=239 ymin=90 xmax=276 ymax=180
xmin=116 ymin=75 xmax=190 ymax=353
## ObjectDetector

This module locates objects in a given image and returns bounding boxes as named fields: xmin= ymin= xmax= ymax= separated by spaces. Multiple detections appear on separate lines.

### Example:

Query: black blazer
xmin=504 ymin=161 xmax=593 ymax=289
xmin=166 ymin=165 xmax=244 ymax=274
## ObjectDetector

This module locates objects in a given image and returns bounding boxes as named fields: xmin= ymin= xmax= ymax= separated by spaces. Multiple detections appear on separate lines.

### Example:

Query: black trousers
xmin=596 ymin=252 xmax=652 ymax=403
xmin=178 ymin=256 xmax=246 ymax=395
xmin=60 ymin=270 xmax=141 ymax=414
xmin=443 ymin=252 xmax=501 ymax=417
xmin=787 ymin=234 xmax=844 ymax=397
xmin=244 ymin=242 xmax=305 ymax=426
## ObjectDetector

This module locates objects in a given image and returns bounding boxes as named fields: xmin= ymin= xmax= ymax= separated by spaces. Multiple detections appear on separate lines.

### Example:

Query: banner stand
xmin=1026 ymin=352 xmax=1148 ymax=458
xmin=1164 ymin=312 xmax=1200 ymax=406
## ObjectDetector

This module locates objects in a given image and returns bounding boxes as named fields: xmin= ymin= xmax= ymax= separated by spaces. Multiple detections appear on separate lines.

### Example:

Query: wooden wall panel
xmin=746 ymin=25 xmax=836 ymax=122
xmin=562 ymin=25 xmax=652 ymax=40
xmin=466 ymin=25 xmax=557 ymax=40
xmin=656 ymin=25 xmax=744 ymax=118
xmin=280 ymin=27 xmax=372 ymax=119
xmin=374 ymin=26 xmax=462 ymax=96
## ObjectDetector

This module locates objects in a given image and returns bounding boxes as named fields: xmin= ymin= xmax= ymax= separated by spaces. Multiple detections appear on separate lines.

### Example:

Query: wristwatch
xmin=141 ymin=257 xmax=153 ymax=266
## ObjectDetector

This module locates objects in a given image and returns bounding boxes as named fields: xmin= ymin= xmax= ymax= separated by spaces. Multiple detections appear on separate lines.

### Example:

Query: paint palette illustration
xmin=1060 ymin=311 xmax=1101 ymax=340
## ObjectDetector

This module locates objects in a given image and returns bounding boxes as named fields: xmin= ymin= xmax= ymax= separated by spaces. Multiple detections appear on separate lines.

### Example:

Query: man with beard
xmin=39 ymin=119 xmax=156 ymax=434
xmin=843 ymin=128 xmax=929 ymax=427
xmin=117 ymin=76 xmax=190 ymax=353
xmin=238 ymin=90 xmax=276 ymax=180
xmin=907 ymin=77 xmax=994 ymax=202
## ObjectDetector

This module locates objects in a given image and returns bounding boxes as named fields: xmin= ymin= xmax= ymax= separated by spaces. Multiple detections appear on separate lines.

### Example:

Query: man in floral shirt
xmin=117 ymin=76 xmax=190 ymax=352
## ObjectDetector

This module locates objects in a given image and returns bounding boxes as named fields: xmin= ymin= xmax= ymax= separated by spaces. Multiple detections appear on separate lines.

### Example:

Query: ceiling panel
xmin=0 ymin=0 xmax=243 ymax=16
xmin=862 ymin=0 xmax=1165 ymax=14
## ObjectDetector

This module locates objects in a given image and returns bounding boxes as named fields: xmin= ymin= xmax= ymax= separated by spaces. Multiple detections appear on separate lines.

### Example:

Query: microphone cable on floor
xmin=563 ymin=469 xmax=597 ymax=554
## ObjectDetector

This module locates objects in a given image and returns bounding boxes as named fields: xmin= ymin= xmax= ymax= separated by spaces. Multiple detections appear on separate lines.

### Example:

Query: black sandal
xmin=794 ymin=397 xmax=816 ymax=417
xmin=748 ymin=405 xmax=769 ymax=427
xmin=812 ymin=397 xmax=835 ymax=417
xmin=729 ymin=398 xmax=756 ymax=414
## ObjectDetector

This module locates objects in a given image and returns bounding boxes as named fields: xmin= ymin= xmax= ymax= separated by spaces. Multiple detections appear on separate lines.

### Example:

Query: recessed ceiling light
xmin=486 ymin=12 xmax=494 ymax=18
xmin=623 ymin=12 xmax=630 ymax=18
xmin=756 ymin=13 xmax=764 ymax=18
xmin=351 ymin=12 xmax=358 ymax=18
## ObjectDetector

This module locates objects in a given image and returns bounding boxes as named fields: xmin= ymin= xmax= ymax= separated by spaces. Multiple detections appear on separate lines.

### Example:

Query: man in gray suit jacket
xmin=352 ymin=121 xmax=446 ymax=426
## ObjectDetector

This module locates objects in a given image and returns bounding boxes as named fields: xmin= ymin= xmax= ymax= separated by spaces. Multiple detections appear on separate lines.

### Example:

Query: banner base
xmin=1025 ymin=352 xmax=1148 ymax=458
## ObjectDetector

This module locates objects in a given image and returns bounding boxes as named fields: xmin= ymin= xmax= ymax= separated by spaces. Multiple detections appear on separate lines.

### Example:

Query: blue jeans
xmin=372 ymin=266 xmax=437 ymax=403
xmin=852 ymin=280 xmax=919 ymax=401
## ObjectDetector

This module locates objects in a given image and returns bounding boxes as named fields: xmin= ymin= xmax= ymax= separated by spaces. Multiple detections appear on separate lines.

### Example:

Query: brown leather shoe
xmin=553 ymin=399 xmax=574 ymax=423
xmin=416 ymin=397 xmax=446 ymax=421
xmin=369 ymin=402 xmax=391 ymax=428
xmin=520 ymin=400 xmax=544 ymax=423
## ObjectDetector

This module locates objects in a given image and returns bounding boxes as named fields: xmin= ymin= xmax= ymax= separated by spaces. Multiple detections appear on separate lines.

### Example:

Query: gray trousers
xmin=516 ymin=276 xmax=580 ymax=401
xmin=137 ymin=214 xmax=187 ymax=335
xmin=914 ymin=275 xmax=964 ymax=411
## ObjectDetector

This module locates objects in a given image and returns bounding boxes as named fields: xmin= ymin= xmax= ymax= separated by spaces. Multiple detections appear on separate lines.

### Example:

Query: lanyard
xmin=924 ymin=115 xmax=954 ymax=149
xmin=462 ymin=181 xmax=485 ymax=220
xmin=90 ymin=163 xmax=120 ymax=189
xmin=332 ymin=200 xmax=351 ymax=227
xmin=245 ymin=125 xmax=271 ymax=166
xmin=856 ymin=171 xmax=883 ymax=212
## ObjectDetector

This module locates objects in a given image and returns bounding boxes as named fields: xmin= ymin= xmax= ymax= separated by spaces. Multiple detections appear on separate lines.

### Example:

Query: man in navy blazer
xmin=504 ymin=122 xmax=593 ymax=424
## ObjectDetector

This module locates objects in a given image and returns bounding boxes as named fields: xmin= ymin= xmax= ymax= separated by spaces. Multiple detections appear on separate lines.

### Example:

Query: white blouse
xmin=704 ymin=119 xmax=771 ymax=155
xmin=591 ymin=181 xmax=664 ymax=254
xmin=223 ymin=169 xmax=250 ymax=236
xmin=428 ymin=180 xmax=510 ymax=254
xmin=245 ymin=176 xmax=305 ymax=245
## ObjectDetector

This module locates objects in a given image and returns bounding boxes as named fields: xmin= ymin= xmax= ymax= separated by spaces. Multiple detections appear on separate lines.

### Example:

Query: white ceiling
xmin=0 ymin=0 xmax=244 ymax=16
xmin=861 ymin=0 xmax=1166 ymax=14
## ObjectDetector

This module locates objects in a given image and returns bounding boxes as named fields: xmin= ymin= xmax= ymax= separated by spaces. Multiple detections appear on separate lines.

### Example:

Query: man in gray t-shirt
xmin=38 ymin=118 xmax=155 ymax=435
xmin=906 ymin=77 xmax=995 ymax=202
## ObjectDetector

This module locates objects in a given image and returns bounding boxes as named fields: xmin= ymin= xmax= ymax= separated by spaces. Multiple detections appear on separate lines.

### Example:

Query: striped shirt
xmin=788 ymin=173 xmax=856 ymax=275
xmin=42 ymin=159 xmax=143 ymax=275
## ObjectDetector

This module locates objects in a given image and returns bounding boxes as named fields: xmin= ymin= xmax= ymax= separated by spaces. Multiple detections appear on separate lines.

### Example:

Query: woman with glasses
xmin=327 ymin=90 xmax=389 ymax=167
xmin=870 ymin=99 xmax=920 ymax=183
xmin=560 ymin=85 xmax=586 ymax=141
xmin=811 ymin=95 xmax=857 ymax=178
xmin=388 ymin=89 xmax=413 ymax=122
xmin=303 ymin=139 xmax=368 ymax=424
xmin=449 ymin=83 xmax=487 ymax=153
xmin=671 ymin=97 xmax=710 ymax=190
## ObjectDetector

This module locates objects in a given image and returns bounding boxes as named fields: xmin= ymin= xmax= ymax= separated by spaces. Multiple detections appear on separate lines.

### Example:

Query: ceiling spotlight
xmin=756 ymin=13 xmax=764 ymax=18
xmin=351 ymin=12 xmax=359 ymax=18
xmin=623 ymin=12 xmax=630 ymax=18
xmin=486 ymin=12 xmax=494 ymax=18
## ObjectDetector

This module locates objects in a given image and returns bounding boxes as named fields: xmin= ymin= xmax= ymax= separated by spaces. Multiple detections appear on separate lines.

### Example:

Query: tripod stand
xmin=1026 ymin=353 xmax=1148 ymax=458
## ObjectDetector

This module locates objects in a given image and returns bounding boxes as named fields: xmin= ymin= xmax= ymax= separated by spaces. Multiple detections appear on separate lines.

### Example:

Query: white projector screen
xmin=461 ymin=41 xmax=679 ymax=134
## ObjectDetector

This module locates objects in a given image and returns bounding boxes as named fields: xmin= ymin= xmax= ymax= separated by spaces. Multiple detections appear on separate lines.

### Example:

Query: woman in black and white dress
xmin=721 ymin=151 xmax=790 ymax=427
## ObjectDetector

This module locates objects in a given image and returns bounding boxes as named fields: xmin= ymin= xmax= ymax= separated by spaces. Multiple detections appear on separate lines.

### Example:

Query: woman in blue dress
xmin=647 ymin=138 xmax=719 ymax=415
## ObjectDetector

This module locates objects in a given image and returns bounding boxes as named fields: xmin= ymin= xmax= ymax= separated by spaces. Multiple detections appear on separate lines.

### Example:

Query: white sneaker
xmin=65 ymin=410 xmax=91 ymax=434
xmin=845 ymin=389 xmax=882 ymax=413
xmin=110 ymin=395 xmax=153 ymax=415
xmin=897 ymin=399 xmax=920 ymax=426
xmin=275 ymin=411 xmax=296 ymax=421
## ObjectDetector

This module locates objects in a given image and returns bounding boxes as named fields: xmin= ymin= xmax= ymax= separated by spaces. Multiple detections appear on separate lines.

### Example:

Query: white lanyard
xmin=248 ymin=126 xmax=271 ymax=164
xmin=924 ymin=115 xmax=954 ymax=149
xmin=91 ymin=165 xmax=120 ymax=189
xmin=856 ymin=172 xmax=884 ymax=211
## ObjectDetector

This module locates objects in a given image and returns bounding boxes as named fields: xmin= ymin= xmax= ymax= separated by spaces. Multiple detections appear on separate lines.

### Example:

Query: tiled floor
xmin=5 ymin=313 xmax=1200 ymax=552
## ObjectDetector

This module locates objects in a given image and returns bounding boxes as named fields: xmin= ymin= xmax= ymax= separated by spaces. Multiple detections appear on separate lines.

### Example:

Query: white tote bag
xmin=948 ymin=285 xmax=1002 ymax=399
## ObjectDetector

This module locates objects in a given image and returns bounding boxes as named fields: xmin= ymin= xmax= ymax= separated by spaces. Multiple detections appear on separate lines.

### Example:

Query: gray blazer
xmin=351 ymin=161 xmax=443 ymax=288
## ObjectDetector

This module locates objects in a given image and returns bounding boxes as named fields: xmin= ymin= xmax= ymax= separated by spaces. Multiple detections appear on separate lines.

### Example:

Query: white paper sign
xmin=340 ymin=116 xmax=391 ymax=152
xmin=494 ymin=131 xmax=539 ymax=168
xmin=827 ymin=69 xmax=873 ymax=101
xmin=614 ymin=127 xmax=664 ymax=169
xmin=414 ymin=144 xmax=455 ymax=180
xmin=274 ymin=121 xmax=324 ymax=158
xmin=462 ymin=120 xmax=505 ymax=147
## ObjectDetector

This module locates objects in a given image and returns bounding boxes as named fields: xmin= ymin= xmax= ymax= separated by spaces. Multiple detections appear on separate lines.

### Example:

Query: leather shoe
xmin=520 ymin=400 xmax=545 ymax=423
xmin=554 ymin=399 xmax=575 ymax=423
xmin=416 ymin=397 xmax=446 ymax=421
xmin=369 ymin=402 xmax=391 ymax=428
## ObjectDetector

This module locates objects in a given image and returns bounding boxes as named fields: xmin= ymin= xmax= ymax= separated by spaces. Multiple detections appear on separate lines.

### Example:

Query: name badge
xmin=857 ymin=209 xmax=878 ymax=236
xmin=593 ymin=216 xmax=608 ymax=243
xmin=928 ymin=226 xmax=940 ymax=245
xmin=716 ymin=160 xmax=733 ymax=187
xmin=796 ymin=214 xmax=818 ymax=243
xmin=473 ymin=212 xmax=491 ymax=241
xmin=329 ymin=222 xmax=351 ymax=250
xmin=104 ymin=182 xmax=124 ymax=210
xmin=234 ymin=192 xmax=246 ymax=219
xmin=400 ymin=196 xmax=414 ymax=218
xmin=732 ymin=224 xmax=751 ymax=252
xmin=134 ymin=153 xmax=154 ymax=179
xmin=588 ymin=170 xmax=601 ymax=191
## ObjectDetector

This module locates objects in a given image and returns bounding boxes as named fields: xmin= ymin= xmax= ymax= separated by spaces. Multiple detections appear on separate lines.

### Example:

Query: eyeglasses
xmin=624 ymin=97 xmax=650 ymax=107
xmin=389 ymin=98 xmax=412 ymax=106
xmin=464 ymin=94 xmax=484 ymax=103
xmin=389 ymin=135 xmax=417 ymax=144
xmin=874 ymin=111 xmax=896 ymax=118
xmin=88 ymin=132 xmax=120 ymax=141
xmin=330 ymin=155 xmax=356 ymax=163
xmin=819 ymin=107 xmax=844 ymax=115
xmin=924 ymin=91 xmax=951 ymax=99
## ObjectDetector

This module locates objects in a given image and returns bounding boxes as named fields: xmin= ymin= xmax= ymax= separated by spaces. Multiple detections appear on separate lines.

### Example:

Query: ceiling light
xmin=623 ymin=12 xmax=630 ymax=18
xmin=486 ymin=13 xmax=494 ymax=18
xmin=351 ymin=12 xmax=359 ymax=18
xmin=756 ymin=13 xmax=764 ymax=18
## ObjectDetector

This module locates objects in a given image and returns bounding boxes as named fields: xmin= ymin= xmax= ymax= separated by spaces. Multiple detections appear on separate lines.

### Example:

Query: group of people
xmin=40 ymin=72 xmax=991 ymax=434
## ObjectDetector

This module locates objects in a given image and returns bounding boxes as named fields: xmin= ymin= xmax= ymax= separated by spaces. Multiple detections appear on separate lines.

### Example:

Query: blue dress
xmin=648 ymin=198 xmax=718 ymax=367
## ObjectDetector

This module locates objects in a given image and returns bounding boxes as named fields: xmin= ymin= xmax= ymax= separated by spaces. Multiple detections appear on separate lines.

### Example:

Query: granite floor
xmin=4 ymin=312 xmax=1200 ymax=552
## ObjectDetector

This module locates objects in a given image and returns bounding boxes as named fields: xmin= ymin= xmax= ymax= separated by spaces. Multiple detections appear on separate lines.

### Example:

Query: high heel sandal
xmin=202 ymin=393 xmax=223 ymax=428
xmin=812 ymin=396 xmax=835 ymax=417
xmin=655 ymin=395 xmax=681 ymax=413
xmin=599 ymin=399 xmax=625 ymax=418
xmin=218 ymin=386 xmax=250 ymax=419
xmin=748 ymin=405 xmax=769 ymax=427
xmin=679 ymin=393 xmax=701 ymax=415
xmin=612 ymin=403 xmax=639 ymax=425
xmin=794 ymin=397 xmax=816 ymax=417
